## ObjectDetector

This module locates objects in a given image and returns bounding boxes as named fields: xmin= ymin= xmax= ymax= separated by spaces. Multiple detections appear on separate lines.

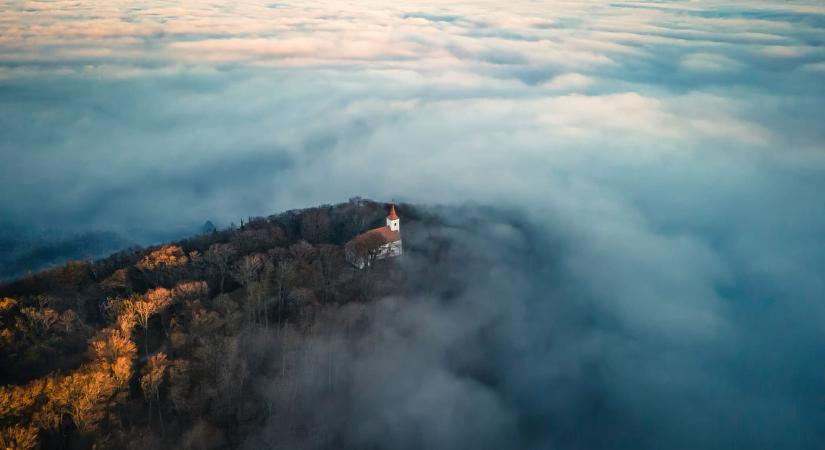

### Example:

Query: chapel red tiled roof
xmin=356 ymin=226 xmax=401 ymax=244
xmin=346 ymin=226 xmax=401 ymax=256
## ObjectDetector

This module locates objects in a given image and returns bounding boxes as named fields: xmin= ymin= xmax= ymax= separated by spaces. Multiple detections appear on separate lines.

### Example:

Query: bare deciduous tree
xmin=125 ymin=288 xmax=172 ymax=358
xmin=205 ymin=243 xmax=237 ymax=294
xmin=316 ymin=244 xmax=341 ymax=303
xmin=270 ymin=259 xmax=296 ymax=329
xmin=141 ymin=352 xmax=169 ymax=430
xmin=233 ymin=254 xmax=267 ymax=326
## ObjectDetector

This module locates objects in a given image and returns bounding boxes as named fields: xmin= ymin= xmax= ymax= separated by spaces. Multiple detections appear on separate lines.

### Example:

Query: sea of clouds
xmin=1 ymin=0 xmax=825 ymax=448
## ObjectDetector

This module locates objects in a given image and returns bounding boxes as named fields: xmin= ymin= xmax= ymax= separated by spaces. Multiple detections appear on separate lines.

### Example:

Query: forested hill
xmin=0 ymin=199 xmax=504 ymax=449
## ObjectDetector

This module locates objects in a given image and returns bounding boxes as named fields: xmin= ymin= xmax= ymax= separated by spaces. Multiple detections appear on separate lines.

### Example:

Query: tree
xmin=167 ymin=360 xmax=192 ymax=414
xmin=0 ymin=424 xmax=38 ymax=450
xmin=233 ymin=254 xmax=267 ymax=326
xmin=316 ymin=244 xmax=342 ymax=303
xmin=125 ymin=288 xmax=172 ymax=358
xmin=57 ymin=309 xmax=81 ymax=334
xmin=136 ymin=245 xmax=188 ymax=271
xmin=168 ymin=320 xmax=187 ymax=351
xmin=287 ymin=288 xmax=318 ymax=326
xmin=300 ymin=208 xmax=331 ymax=243
xmin=52 ymin=368 xmax=117 ymax=434
xmin=172 ymin=280 xmax=208 ymax=303
xmin=140 ymin=352 xmax=169 ymax=430
xmin=342 ymin=200 xmax=374 ymax=237
xmin=104 ymin=296 xmax=138 ymax=335
xmin=289 ymin=241 xmax=315 ymax=265
xmin=31 ymin=382 xmax=62 ymax=435
xmin=231 ymin=227 xmax=284 ymax=254
xmin=270 ymin=259 xmax=296 ymax=328
xmin=117 ymin=308 xmax=137 ymax=337
xmin=136 ymin=245 xmax=189 ymax=286
xmin=0 ymin=297 xmax=17 ymax=316
xmin=205 ymin=243 xmax=237 ymax=294
xmin=214 ymin=337 xmax=248 ymax=421
xmin=351 ymin=231 xmax=388 ymax=269
xmin=16 ymin=306 xmax=58 ymax=338
xmin=101 ymin=268 xmax=131 ymax=295
xmin=233 ymin=254 xmax=265 ymax=287
xmin=56 ymin=260 xmax=92 ymax=294
xmin=0 ymin=381 xmax=42 ymax=419
xmin=89 ymin=328 xmax=137 ymax=388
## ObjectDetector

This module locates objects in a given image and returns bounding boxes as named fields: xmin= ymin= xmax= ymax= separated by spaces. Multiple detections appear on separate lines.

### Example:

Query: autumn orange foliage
xmin=140 ymin=353 xmax=168 ymax=401
xmin=0 ymin=423 xmax=38 ymax=450
xmin=51 ymin=367 xmax=117 ymax=434
xmin=1 ymin=295 xmax=141 ymax=447
xmin=126 ymin=288 xmax=173 ymax=329
xmin=0 ymin=380 xmax=42 ymax=419
xmin=136 ymin=245 xmax=188 ymax=271
xmin=0 ymin=297 xmax=16 ymax=315
xmin=89 ymin=328 xmax=137 ymax=388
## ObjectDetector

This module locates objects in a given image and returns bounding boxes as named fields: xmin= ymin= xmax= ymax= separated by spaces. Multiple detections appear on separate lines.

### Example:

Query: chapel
xmin=345 ymin=204 xmax=403 ymax=269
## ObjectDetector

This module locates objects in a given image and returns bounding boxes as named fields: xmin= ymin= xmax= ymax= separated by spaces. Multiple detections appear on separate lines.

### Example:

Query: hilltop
xmin=0 ymin=199 xmax=485 ymax=449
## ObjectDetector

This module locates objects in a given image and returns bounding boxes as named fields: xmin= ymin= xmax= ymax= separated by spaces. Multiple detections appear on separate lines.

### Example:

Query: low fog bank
xmin=235 ymin=204 xmax=824 ymax=450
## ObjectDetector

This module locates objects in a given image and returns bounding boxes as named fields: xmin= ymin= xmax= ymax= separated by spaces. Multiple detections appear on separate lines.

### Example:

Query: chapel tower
xmin=387 ymin=204 xmax=400 ymax=231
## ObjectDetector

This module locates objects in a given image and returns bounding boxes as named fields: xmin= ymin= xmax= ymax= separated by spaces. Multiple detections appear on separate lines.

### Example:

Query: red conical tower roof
xmin=387 ymin=204 xmax=399 ymax=220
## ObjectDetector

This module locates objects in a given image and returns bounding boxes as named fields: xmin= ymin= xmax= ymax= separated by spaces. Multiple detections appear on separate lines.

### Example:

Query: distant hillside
xmin=0 ymin=230 xmax=134 ymax=283
xmin=0 ymin=198 xmax=489 ymax=449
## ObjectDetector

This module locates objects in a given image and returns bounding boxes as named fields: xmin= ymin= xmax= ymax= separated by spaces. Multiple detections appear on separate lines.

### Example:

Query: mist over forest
xmin=2 ymin=0 xmax=825 ymax=449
